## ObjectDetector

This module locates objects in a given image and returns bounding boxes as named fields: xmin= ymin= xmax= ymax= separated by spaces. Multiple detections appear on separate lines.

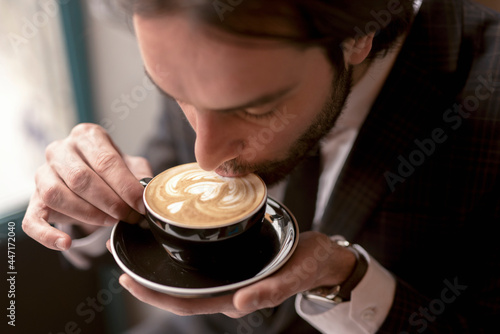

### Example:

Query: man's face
xmin=134 ymin=14 xmax=351 ymax=185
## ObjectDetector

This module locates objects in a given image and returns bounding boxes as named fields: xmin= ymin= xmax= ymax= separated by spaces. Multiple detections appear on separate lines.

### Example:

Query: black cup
xmin=140 ymin=176 xmax=268 ymax=271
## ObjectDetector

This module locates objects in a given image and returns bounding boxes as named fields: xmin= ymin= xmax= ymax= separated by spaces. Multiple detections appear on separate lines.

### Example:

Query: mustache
xmin=217 ymin=158 xmax=261 ymax=177
xmin=217 ymin=149 xmax=310 ymax=186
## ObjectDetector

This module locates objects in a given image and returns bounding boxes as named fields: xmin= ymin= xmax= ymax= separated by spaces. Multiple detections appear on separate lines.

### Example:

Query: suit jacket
xmin=142 ymin=0 xmax=500 ymax=332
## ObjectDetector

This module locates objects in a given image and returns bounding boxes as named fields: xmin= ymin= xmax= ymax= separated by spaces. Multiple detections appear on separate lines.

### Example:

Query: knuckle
xmin=66 ymin=167 xmax=92 ymax=193
xmin=44 ymin=140 xmax=62 ymax=161
xmin=94 ymin=151 xmax=120 ymax=175
xmin=71 ymin=123 xmax=102 ymax=137
xmin=21 ymin=217 xmax=33 ymax=236
xmin=40 ymin=185 xmax=63 ymax=208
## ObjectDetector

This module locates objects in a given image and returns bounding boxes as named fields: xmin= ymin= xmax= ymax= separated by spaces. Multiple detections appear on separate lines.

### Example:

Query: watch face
xmin=303 ymin=285 xmax=342 ymax=305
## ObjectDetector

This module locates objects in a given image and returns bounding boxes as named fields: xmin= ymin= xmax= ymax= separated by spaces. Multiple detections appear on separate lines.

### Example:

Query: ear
xmin=342 ymin=32 xmax=375 ymax=66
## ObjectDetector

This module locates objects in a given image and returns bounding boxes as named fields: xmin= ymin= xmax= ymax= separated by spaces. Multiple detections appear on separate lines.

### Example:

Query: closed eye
xmin=239 ymin=108 xmax=277 ymax=120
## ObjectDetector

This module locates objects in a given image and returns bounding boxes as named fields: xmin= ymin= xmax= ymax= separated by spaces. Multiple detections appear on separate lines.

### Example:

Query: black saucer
xmin=111 ymin=197 xmax=299 ymax=297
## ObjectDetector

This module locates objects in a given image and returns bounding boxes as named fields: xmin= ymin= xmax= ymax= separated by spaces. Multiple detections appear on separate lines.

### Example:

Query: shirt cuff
xmin=295 ymin=245 xmax=396 ymax=334
xmin=58 ymin=224 xmax=113 ymax=270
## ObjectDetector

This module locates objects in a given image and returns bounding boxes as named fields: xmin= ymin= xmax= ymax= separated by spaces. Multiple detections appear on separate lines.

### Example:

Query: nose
xmin=192 ymin=109 xmax=242 ymax=171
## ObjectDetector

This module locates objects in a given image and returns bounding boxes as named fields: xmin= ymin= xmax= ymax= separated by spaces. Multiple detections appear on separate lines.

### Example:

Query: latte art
xmin=145 ymin=163 xmax=266 ymax=227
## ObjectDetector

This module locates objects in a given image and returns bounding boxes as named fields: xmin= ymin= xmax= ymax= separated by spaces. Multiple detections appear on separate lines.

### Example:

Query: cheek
xmin=267 ymin=97 xmax=325 ymax=147
xmin=241 ymin=110 xmax=303 ymax=159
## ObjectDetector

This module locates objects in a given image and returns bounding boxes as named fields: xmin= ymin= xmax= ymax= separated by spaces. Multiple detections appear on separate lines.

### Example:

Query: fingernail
xmin=119 ymin=275 xmax=129 ymax=290
xmin=55 ymin=238 xmax=67 ymax=251
xmin=137 ymin=200 xmax=146 ymax=215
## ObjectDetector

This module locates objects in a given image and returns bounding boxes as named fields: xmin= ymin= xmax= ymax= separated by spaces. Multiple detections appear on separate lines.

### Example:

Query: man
xmin=22 ymin=0 xmax=500 ymax=333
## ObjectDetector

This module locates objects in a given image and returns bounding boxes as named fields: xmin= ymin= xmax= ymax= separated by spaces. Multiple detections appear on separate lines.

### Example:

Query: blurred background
xmin=0 ymin=0 xmax=499 ymax=333
xmin=0 ymin=1 xmax=162 ymax=333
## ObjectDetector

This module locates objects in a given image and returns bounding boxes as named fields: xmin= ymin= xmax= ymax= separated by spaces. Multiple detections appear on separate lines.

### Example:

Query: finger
xmin=36 ymin=164 xmax=124 ymax=226
xmin=233 ymin=273 xmax=295 ymax=312
xmin=34 ymin=197 xmax=105 ymax=232
xmin=119 ymin=274 xmax=236 ymax=316
xmin=46 ymin=145 xmax=141 ymax=224
xmin=22 ymin=192 xmax=72 ymax=251
xmin=123 ymin=155 xmax=154 ymax=180
xmin=221 ymin=309 xmax=253 ymax=319
xmin=233 ymin=234 xmax=322 ymax=312
xmin=46 ymin=209 xmax=94 ymax=226
xmin=70 ymin=125 xmax=147 ymax=214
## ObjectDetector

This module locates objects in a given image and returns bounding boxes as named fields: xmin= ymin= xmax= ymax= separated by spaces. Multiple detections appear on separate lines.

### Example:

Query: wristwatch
xmin=302 ymin=239 xmax=368 ymax=305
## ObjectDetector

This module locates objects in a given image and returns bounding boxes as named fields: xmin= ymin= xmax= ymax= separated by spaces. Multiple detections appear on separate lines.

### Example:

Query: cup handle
xmin=140 ymin=177 xmax=152 ymax=188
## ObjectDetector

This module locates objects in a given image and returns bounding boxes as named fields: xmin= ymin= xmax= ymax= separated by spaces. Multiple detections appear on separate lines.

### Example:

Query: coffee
xmin=144 ymin=163 xmax=267 ymax=228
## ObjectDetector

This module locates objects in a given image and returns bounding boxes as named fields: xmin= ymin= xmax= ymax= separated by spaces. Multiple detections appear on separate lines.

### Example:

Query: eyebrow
xmin=145 ymin=69 xmax=296 ymax=112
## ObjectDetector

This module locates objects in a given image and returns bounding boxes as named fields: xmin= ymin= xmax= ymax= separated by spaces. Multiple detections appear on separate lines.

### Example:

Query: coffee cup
xmin=141 ymin=162 xmax=268 ymax=271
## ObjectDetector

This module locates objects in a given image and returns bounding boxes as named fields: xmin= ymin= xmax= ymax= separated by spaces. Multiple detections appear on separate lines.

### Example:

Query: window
xmin=0 ymin=1 xmax=86 ymax=218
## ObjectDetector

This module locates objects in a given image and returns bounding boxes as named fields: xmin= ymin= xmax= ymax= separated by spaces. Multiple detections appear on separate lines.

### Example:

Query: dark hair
xmin=119 ymin=0 xmax=415 ymax=70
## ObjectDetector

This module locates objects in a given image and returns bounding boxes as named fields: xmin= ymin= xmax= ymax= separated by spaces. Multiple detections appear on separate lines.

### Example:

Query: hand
xmin=112 ymin=231 xmax=356 ymax=318
xmin=22 ymin=123 xmax=153 ymax=251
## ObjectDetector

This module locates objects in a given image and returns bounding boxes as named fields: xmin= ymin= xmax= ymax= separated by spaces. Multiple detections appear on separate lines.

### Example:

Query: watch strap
xmin=302 ymin=239 xmax=368 ymax=305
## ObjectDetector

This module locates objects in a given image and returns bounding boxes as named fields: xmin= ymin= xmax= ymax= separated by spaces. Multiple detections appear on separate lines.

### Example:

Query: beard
xmin=217 ymin=65 xmax=353 ymax=186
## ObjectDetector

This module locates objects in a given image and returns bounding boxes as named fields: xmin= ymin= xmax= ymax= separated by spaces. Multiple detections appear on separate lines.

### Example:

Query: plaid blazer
xmin=143 ymin=0 xmax=500 ymax=332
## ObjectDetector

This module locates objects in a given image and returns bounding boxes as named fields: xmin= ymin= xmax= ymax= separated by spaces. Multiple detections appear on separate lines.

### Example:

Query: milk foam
xmin=145 ymin=163 xmax=266 ymax=227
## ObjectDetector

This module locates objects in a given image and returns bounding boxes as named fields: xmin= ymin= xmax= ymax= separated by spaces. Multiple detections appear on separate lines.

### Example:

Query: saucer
xmin=110 ymin=197 xmax=299 ymax=298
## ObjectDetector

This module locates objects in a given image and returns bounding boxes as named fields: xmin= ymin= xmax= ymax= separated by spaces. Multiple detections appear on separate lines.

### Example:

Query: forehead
xmin=133 ymin=14 xmax=320 ymax=109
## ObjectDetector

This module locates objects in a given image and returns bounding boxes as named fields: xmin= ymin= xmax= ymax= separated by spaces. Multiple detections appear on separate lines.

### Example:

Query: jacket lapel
xmin=319 ymin=0 xmax=468 ymax=239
